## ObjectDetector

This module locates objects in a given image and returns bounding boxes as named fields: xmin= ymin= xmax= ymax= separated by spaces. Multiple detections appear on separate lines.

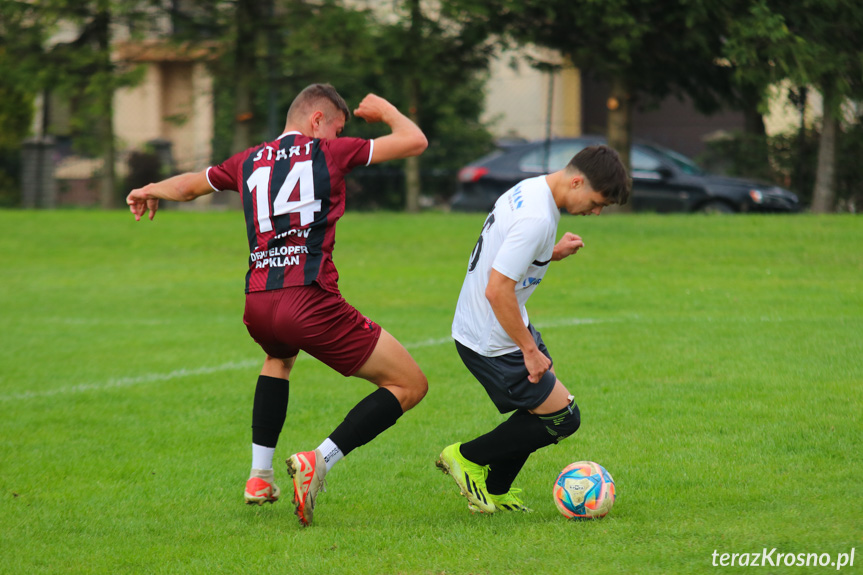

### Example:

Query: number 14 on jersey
xmin=246 ymin=161 xmax=321 ymax=233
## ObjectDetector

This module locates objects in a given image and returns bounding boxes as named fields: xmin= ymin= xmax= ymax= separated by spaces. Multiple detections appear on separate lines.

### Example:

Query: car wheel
xmin=698 ymin=201 xmax=735 ymax=214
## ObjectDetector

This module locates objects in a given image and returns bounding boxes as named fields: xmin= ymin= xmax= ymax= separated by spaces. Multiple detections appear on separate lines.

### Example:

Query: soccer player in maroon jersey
xmin=126 ymin=84 xmax=428 ymax=526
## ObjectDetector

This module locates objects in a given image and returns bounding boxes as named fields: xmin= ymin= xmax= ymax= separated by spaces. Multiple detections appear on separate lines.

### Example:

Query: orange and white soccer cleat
xmin=244 ymin=469 xmax=280 ymax=505
xmin=286 ymin=450 xmax=327 ymax=526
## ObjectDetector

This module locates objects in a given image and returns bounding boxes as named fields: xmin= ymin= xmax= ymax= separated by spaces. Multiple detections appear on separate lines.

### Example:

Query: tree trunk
xmin=741 ymin=81 xmax=767 ymax=136
xmin=607 ymin=75 xmax=632 ymax=211
xmin=607 ymin=76 xmax=632 ymax=172
xmin=95 ymin=6 xmax=115 ymax=210
xmin=223 ymin=0 xmax=257 ymax=210
xmin=98 ymin=110 xmax=116 ymax=210
xmin=404 ymin=0 xmax=422 ymax=213
xmin=741 ymin=82 xmax=769 ymax=171
xmin=811 ymin=85 xmax=837 ymax=213
xmin=743 ymin=106 xmax=767 ymax=137
xmin=404 ymin=77 xmax=421 ymax=213
xmin=231 ymin=0 xmax=256 ymax=155
xmin=792 ymin=86 xmax=809 ymax=193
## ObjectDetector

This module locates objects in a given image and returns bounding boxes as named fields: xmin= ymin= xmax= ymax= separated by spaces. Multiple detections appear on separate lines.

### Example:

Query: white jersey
xmin=452 ymin=175 xmax=560 ymax=356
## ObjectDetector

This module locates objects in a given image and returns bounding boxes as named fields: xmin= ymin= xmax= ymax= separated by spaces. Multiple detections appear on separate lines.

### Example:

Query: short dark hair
xmin=567 ymin=145 xmax=631 ymax=205
xmin=287 ymin=83 xmax=351 ymax=124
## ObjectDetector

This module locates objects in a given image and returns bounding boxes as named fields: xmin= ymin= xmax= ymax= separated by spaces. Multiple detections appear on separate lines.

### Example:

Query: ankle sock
xmin=251 ymin=444 xmax=276 ymax=471
xmin=317 ymin=438 xmax=344 ymax=472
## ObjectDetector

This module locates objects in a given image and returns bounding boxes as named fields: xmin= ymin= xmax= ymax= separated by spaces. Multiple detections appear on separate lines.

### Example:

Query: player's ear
xmin=311 ymin=110 xmax=325 ymax=128
xmin=570 ymin=175 xmax=584 ymax=190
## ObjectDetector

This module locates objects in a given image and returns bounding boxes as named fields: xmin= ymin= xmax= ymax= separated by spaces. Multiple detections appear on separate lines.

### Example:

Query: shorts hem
xmin=340 ymin=325 xmax=382 ymax=377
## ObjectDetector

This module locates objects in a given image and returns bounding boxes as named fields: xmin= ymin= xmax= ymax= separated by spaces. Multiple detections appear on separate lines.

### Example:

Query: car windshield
xmin=641 ymin=144 xmax=704 ymax=175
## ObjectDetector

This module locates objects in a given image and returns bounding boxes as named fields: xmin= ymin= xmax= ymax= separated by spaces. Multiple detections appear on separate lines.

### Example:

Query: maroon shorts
xmin=243 ymin=284 xmax=381 ymax=377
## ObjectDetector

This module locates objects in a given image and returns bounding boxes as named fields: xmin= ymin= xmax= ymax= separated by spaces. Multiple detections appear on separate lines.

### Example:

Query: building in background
xmin=580 ymin=75 xmax=745 ymax=160
xmin=476 ymin=47 xmax=749 ymax=163
xmin=27 ymin=8 xmax=217 ymax=208
xmin=481 ymin=47 xmax=581 ymax=142
xmin=114 ymin=40 xmax=216 ymax=175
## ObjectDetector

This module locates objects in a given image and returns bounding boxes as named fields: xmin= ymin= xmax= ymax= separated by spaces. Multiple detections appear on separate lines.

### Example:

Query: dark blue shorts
xmin=455 ymin=324 xmax=556 ymax=414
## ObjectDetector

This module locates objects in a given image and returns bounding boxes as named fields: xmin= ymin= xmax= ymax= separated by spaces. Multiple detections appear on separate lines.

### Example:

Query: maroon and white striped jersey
xmin=206 ymin=131 xmax=372 ymax=294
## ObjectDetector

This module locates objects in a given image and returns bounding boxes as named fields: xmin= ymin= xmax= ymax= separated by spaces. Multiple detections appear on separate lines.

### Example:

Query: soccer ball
xmin=553 ymin=461 xmax=615 ymax=519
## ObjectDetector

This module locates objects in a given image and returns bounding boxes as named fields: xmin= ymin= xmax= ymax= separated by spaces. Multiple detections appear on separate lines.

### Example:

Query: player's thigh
xmin=260 ymin=354 xmax=298 ymax=379
xmin=529 ymin=379 xmax=572 ymax=415
xmin=353 ymin=328 xmax=427 ymax=391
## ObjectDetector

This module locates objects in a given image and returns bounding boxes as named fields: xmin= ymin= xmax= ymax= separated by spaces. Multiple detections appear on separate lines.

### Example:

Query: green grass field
xmin=1 ymin=210 xmax=861 ymax=574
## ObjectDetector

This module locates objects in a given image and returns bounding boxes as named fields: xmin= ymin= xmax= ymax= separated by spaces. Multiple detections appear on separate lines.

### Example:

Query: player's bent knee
xmin=400 ymin=371 xmax=428 ymax=411
xmin=379 ymin=366 xmax=427 ymax=412
xmin=560 ymin=406 xmax=581 ymax=437
xmin=543 ymin=402 xmax=580 ymax=443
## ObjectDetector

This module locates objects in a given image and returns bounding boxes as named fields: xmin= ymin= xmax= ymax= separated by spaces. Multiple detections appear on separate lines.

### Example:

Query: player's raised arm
xmin=353 ymin=94 xmax=427 ymax=164
xmin=126 ymin=171 xmax=214 ymax=221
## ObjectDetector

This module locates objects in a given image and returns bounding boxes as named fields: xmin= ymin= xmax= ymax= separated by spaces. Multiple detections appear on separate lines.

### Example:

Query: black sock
xmin=460 ymin=410 xmax=548 ymax=465
xmin=328 ymin=388 xmax=403 ymax=456
xmin=486 ymin=454 xmax=530 ymax=495
xmin=461 ymin=400 xmax=580 ymax=492
xmin=251 ymin=375 xmax=289 ymax=448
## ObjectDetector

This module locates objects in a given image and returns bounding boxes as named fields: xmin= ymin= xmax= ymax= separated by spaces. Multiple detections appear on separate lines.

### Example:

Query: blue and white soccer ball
xmin=553 ymin=461 xmax=615 ymax=519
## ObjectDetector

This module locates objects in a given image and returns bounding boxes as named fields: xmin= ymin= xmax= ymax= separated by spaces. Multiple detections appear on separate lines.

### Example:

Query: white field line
xmin=0 ymin=319 xmax=605 ymax=403
xmin=0 ymin=360 xmax=260 ymax=402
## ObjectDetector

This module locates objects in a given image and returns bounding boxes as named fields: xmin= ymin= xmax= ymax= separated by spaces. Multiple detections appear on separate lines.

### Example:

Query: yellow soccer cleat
xmin=436 ymin=443 xmax=495 ymax=513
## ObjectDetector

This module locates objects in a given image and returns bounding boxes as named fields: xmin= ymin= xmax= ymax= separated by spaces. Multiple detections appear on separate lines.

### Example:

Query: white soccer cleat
xmin=286 ymin=449 xmax=327 ymax=526
xmin=244 ymin=468 xmax=280 ymax=505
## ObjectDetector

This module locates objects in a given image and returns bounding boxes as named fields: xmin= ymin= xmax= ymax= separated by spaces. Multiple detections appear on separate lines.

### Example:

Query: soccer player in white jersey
xmin=437 ymin=145 xmax=630 ymax=512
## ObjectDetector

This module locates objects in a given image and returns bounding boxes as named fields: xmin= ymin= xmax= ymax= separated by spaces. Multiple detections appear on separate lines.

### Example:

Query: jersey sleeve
xmin=491 ymin=218 xmax=551 ymax=281
xmin=205 ymin=152 xmax=246 ymax=193
xmin=323 ymin=137 xmax=373 ymax=172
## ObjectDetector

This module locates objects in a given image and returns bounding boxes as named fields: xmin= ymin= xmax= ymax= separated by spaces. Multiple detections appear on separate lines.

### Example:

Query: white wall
xmin=482 ymin=48 xmax=581 ymax=141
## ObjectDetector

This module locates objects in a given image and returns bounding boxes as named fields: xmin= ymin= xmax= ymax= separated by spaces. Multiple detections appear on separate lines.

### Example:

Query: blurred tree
xmin=195 ymin=0 xmax=495 ymax=210
xmin=402 ymin=0 xmax=423 ymax=212
xmin=0 ymin=1 xmax=44 ymax=205
xmin=6 ymin=0 xmax=155 ymax=208
xmin=230 ymin=0 xmax=260 ymax=154
xmin=723 ymin=0 xmax=863 ymax=212
xmin=157 ymin=0 xmax=262 ymax=160
xmin=0 ymin=0 xmax=494 ymax=211
xmin=381 ymin=0 xmax=495 ymax=211
xmin=439 ymin=0 xmax=736 ymax=177
xmin=0 ymin=2 xmax=39 ymax=145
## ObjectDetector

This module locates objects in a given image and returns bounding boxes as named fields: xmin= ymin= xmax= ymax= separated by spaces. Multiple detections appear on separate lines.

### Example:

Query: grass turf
xmin=0 ymin=210 xmax=860 ymax=574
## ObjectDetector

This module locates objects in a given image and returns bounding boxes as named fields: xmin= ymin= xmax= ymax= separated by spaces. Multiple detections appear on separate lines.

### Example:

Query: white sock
xmin=317 ymin=438 xmax=344 ymax=473
xmin=251 ymin=444 xmax=275 ymax=471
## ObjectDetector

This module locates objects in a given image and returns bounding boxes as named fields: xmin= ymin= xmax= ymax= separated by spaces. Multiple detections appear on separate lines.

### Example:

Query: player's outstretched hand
xmin=354 ymin=94 xmax=396 ymax=124
xmin=127 ymin=186 xmax=160 ymax=221
xmin=552 ymin=232 xmax=584 ymax=261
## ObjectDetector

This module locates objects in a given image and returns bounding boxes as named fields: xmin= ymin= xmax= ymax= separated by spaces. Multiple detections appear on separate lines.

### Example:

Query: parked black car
xmin=450 ymin=136 xmax=800 ymax=213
